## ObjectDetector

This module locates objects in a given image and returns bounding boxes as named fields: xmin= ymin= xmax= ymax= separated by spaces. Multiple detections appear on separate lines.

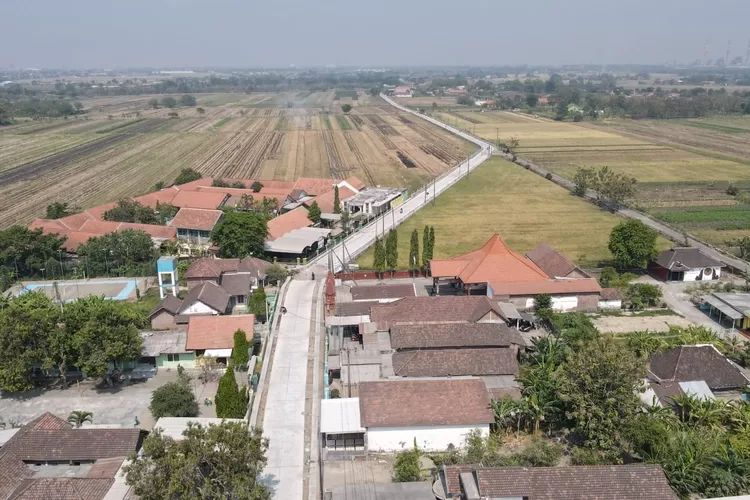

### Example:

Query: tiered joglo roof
xmin=430 ymin=234 xmax=549 ymax=284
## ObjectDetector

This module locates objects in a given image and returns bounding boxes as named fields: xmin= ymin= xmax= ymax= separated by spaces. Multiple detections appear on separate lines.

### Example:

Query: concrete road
xmin=310 ymin=95 xmax=494 ymax=271
xmin=262 ymin=280 xmax=316 ymax=499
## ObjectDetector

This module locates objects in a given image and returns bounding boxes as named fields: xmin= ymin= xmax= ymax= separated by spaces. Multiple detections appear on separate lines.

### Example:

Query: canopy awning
xmin=205 ymin=348 xmax=232 ymax=357
xmin=320 ymin=398 xmax=365 ymax=434
xmin=497 ymin=302 xmax=521 ymax=320
xmin=702 ymin=295 xmax=745 ymax=320
xmin=265 ymin=227 xmax=332 ymax=254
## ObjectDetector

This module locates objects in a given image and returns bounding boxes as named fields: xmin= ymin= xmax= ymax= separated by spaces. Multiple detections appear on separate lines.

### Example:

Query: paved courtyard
xmin=0 ymin=369 xmax=221 ymax=429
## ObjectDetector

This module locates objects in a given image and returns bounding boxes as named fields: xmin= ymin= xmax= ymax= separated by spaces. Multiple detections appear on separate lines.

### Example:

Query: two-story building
xmin=170 ymin=208 xmax=223 ymax=256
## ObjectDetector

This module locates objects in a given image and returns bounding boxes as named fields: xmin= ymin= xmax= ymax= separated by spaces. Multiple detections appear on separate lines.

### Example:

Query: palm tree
xmin=671 ymin=393 xmax=702 ymax=424
xmin=644 ymin=396 xmax=680 ymax=428
xmin=627 ymin=331 xmax=665 ymax=357
xmin=67 ymin=411 xmax=93 ymax=428
xmin=490 ymin=397 xmax=517 ymax=433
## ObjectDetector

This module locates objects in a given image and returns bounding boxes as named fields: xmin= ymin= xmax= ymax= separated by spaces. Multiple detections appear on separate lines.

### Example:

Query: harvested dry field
xmin=0 ymin=93 xmax=474 ymax=228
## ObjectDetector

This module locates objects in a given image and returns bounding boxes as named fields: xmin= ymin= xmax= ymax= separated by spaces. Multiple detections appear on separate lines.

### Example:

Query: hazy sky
xmin=2 ymin=0 xmax=749 ymax=69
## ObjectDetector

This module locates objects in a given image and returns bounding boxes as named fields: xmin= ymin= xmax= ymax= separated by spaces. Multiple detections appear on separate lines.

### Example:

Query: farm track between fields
xmin=0 ymin=119 xmax=167 ymax=187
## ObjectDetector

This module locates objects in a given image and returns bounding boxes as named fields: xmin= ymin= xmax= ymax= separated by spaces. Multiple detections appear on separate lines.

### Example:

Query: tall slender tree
xmin=333 ymin=186 xmax=341 ymax=214
xmin=385 ymin=229 xmax=398 ymax=274
xmin=409 ymin=229 xmax=420 ymax=273
xmin=232 ymin=329 xmax=250 ymax=368
xmin=422 ymin=226 xmax=431 ymax=273
xmin=373 ymin=238 xmax=386 ymax=275
xmin=215 ymin=368 xmax=246 ymax=418
xmin=429 ymin=226 xmax=435 ymax=260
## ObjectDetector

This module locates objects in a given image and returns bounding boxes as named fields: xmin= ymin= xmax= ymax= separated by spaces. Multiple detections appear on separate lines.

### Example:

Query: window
xmin=167 ymin=354 xmax=180 ymax=362
xmin=237 ymin=295 xmax=246 ymax=304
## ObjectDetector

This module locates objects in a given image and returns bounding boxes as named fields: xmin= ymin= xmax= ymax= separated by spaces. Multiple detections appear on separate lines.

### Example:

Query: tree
xmin=333 ymin=186 xmax=341 ymax=214
xmin=212 ymin=178 xmax=231 ymax=188
xmin=148 ymin=98 xmax=159 ymax=109
xmin=77 ymin=229 xmax=155 ymax=277
xmin=67 ymin=410 xmax=93 ymax=428
xmin=408 ymin=229 xmax=420 ymax=273
xmin=533 ymin=294 xmax=552 ymax=321
xmin=506 ymin=136 xmax=520 ymax=155
xmin=251 ymin=181 xmax=263 ymax=193
xmin=161 ymin=96 xmax=177 ymax=108
xmin=608 ymin=220 xmax=658 ymax=270
xmin=66 ymin=297 xmax=143 ymax=384
xmin=429 ymin=226 xmax=435 ymax=262
xmin=265 ymin=264 xmax=287 ymax=285
xmin=307 ymin=201 xmax=321 ymax=224
xmin=174 ymin=168 xmax=202 ymax=185
xmin=558 ymin=336 xmax=646 ymax=451
xmin=124 ymin=422 xmax=271 ymax=499
xmin=573 ymin=167 xmax=595 ymax=197
xmin=46 ymin=202 xmax=71 ymax=219
xmin=393 ymin=441 xmax=422 ymax=482
xmin=421 ymin=226 xmax=431 ymax=272
xmin=594 ymin=166 xmax=636 ymax=207
xmin=249 ymin=285 xmax=267 ymax=322
xmin=0 ymin=226 xmax=67 ymax=282
xmin=180 ymin=94 xmax=196 ymax=107
xmin=341 ymin=104 xmax=352 ymax=114
xmin=526 ymin=94 xmax=539 ymax=107
xmin=103 ymin=199 xmax=158 ymax=224
xmin=148 ymin=380 xmax=199 ymax=418
xmin=385 ymin=229 xmax=398 ymax=273
xmin=373 ymin=238 xmax=386 ymax=274
xmin=369 ymin=87 xmax=380 ymax=96
xmin=232 ymin=329 xmax=250 ymax=368
xmin=340 ymin=209 xmax=350 ymax=233
xmin=211 ymin=211 xmax=269 ymax=259
xmin=196 ymin=107 xmax=205 ymax=115
xmin=624 ymin=283 xmax=663 ymax=310
xmin=231 ymin=181 xmax=246 ymax=189
xmin=215 ymin=368 xmax=247 ymax=418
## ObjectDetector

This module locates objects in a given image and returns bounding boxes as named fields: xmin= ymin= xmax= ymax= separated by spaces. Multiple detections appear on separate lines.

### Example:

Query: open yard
xmin=356 ymin=157 xmax=650 ymax=269
xmin=0 ymin=92 xmax=474 ymax=228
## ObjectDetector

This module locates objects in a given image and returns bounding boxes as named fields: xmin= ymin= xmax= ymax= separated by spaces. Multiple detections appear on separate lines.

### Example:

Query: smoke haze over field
xmin=2 ymin=0 xmax=749 ymax=69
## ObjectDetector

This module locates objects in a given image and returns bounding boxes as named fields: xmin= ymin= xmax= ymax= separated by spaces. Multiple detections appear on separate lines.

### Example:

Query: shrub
xmin=149 ymin=381 xmax=199 ymax=418
xmin=624 ymin=283 xmax=663 ymax=310
xmin=514 ymin=437 xmax=563 ymax=467
xmin=251 ymin=181 xmax=264 ymax=193
xmin=545 ymin=172 xmax=553 ymax=180
xmin=265 ymin=263 xmax=288 ymax=285
xmin=232 ymin=329 xmax=250 ymax=368
xmin=393 ymin=442 xmax=422 ymax=482
xmin=330 ymin=388 xmax=340 ymax=399
xmin=727 ymin=183 xmax=739 ymax=196
xmin=571 ymin=446 xmax=622 ymax=465
xmin=215 ymin=368 xmax=246 ymax=418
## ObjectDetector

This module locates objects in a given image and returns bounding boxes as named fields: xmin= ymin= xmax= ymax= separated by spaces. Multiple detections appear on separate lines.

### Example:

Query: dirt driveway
xmin=594 ymin=315 xmax=693 ymax=334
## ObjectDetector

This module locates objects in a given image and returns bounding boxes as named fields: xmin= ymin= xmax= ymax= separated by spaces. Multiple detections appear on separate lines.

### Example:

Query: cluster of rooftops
xmin=29 ymin=175 xmax=405 ymax=257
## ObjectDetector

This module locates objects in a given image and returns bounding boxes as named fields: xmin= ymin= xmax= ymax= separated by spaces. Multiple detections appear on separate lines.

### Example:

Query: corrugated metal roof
xmin=497 ymin=302 xmax=521 ymax=320
xmin=702 ymin=295 xmax=745 ymax=320
xmin=320 ymin=398 xmax=365 ymax=434
xmin=679 ymin=380 xmax=715 ymax=401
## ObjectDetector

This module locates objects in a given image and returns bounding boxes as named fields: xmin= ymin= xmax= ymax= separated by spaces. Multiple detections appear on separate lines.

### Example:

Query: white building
xmin=321 ymin=378 xmax=494 ymax=454
xmin=649 ymin=247 xmax=723 ymax=282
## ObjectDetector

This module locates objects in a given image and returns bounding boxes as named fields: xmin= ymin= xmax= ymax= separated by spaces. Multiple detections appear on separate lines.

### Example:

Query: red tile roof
xmin=359 ymin=379 xmax=494 ymax=427
xmin=170 ymin=208 xmax=223 ymax=231
xmin=267 ymin=207 xmax=311 ymax=240
xmin=85 ymin=201 xmax=119 ymax=220
xmin=172 ymin=177 xmax=213 ymax=191
xmin=431 ymin=234 xmax=550 ymax=285
xmin=171 ymin=190 xmax=229 ymax=210
xmin=132 ymin=187 xmax=180 ymax=209
xmin=78 ymin=220 xmax=176 ymax=239
xmin=186 ymin=315 xmax=254 ymax=350
xmin=344 ymin=177 xmax=366 ymax=190
xmin=312 ymin=185 xmax=356 ymax=213
xmin=56 ymin=212 xmax=97 ymax=231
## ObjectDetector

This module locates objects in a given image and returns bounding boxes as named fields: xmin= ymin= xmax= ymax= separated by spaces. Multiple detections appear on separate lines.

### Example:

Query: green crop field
xmin=355 ymin=157 xmax=671 ymax=270
xmin=213 ymin=117 xmax=231 ymax=128
xmin=334 ymin=90 xmax=359 ymax=100
xmin=321 ymin=115 xmax=332 ymax=130
xmin=335 ymin=115 xmax=352 ymax=131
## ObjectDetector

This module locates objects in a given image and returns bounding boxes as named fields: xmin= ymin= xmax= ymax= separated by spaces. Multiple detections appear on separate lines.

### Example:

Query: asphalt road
xmin=309 ymin=95 xmax=494 ymax=271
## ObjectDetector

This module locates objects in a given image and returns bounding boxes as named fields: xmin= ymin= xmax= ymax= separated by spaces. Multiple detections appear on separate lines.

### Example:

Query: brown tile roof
xmin=0 ymin=453 xmax=33 ymax=499
xmin=149 ymin=295 xmax=183 ymax=318
xmin=267 ymin=207 xmax=311 ymax=240
xmin=1 ymin=413 xmax=141 ymax=462
xmin=430 ymin=234 xmax=549 ymax=285
xmin=392 ymin=348 xmax=518 ymax=377
xmin=179 ymin=282 xmax=230 ymax=314
xmin=186 ymin=314 xmax=254 ymax=350
xmin=369 ymin=296 xmax=507 ymax=329
xmin=171 ymin=190 xmax=228 ymax=210
xmin=8 ymin=478 xmax=115 ymax=500
xmin=489 ymin=279 xmax=601 ymax=297
xmin=334 ymin=301 xmax=380 ymax=317
xmin=293 ymin=178 xmax=336 ymax=196
xmin=653 ymin=247 xmax=723 ymax=271
xmin=390 ymin=323 xmax=524 ymax=350
xmin=526 ymin=242 xmax=589 ymax=278
xmin=648 ymin=345 xmax=749 ymax=390
xmin=171 ymin=208 xmax=223 ymax=231
xmin=220 ymin=273 xmax=252 ymax=297
xmin=487 ymin=387 xmax=522 ymax=401
xmin=350 ymin=284 xmax=416 ymax=301
xmin=358 ymin=379 xmax=494 ymax=427
xmin=185 ymin=257 xmax=272 ymax=279
xmin=468 ymin=465 xmax=677 ymax=499
xmin=600 ymin=287 xmax=622 ymax=300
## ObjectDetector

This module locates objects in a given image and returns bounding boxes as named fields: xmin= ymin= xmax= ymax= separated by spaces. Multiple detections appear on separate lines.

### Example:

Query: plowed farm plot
xmin=0 ymin=93 xmax=476 ymax=227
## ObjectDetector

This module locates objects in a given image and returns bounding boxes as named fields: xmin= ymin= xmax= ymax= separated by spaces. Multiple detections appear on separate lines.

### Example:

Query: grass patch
xmin=355 ymin=157 xmax=649 ymax=269
xmin=213 ymin=117 xmax=231 ymax=128
xmin=652 ymin=204 xmax=750 ymax=231
xmin=334 ymin=90 xmax=358 ymax=100
xmin=335 ymin=115 xmax=352 ymax=131
xmin=592 ymin=308 xmax=680 ymax=318
xmin=676 ymin=120 xmax=750 ymax=134
xmin=95 ymin=119 xmax=145 ymax=134
xmin=321 ymin=115 xmax=332 ymax=130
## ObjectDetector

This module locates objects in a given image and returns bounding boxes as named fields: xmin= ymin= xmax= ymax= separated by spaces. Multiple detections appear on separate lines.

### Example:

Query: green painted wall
xmin=156 ymin=352 xmax=196 ymax=369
